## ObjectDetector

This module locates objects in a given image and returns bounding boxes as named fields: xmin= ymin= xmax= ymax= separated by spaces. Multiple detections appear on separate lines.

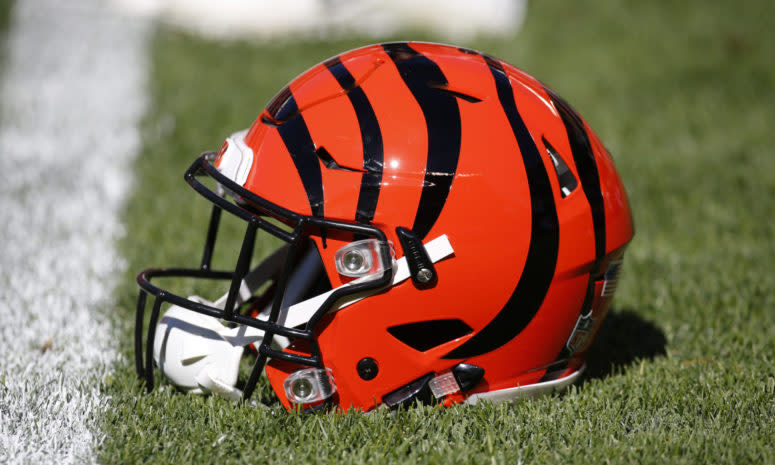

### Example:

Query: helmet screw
xmin=357 ymin=358 xmax=379 ymax=380
xmin=416 ymin=268 xmax=434 ymax=283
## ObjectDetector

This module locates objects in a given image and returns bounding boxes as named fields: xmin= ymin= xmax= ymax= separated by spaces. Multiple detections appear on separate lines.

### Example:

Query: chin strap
xmin=289 ymin=234 xmax=454 ymax=316
xmin=154 ymin=234 xmax=454 ymax=401
xmin=214 ymin=234 xmax=454 ymax=347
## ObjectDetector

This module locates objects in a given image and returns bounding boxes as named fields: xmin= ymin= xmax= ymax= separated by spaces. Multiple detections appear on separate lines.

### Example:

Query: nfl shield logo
xmin=566 ymin=312 xmax=595 ymax=354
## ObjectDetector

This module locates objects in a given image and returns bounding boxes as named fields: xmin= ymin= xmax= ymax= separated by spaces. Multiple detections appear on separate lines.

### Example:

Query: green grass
xmin=101 ymin=0 xmax=775 ymax=463
xmin=0 ymin=0 xmax=11 ymax=34
xmin=0 ymin=0 xmax=14 ymax=86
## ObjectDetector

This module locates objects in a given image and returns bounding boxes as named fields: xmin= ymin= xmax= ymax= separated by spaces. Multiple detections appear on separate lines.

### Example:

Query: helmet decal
xmin=323 ymin=56 xmax=384 ymax=225
xmin=539 ymin=90 xmax=609 ymax=381
xmin=274 ymin=94 xmax=325 ymax=218
xmin=548 ymin=89 xmax=606 ymax=261
xmin=383 ymin=42 xmax=462 ymax=241
xmin=444 ymin=55 xmax=560 ymax=359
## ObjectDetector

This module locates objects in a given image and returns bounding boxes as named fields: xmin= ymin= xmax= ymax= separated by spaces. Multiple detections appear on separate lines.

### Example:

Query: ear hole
xmin=388 ymin=319 xmax=473 ymax=352
xmin=543 ymin=137 xmax=578 ymax=198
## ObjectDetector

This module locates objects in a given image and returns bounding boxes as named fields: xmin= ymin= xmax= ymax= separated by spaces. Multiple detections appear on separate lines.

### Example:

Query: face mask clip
xmin=283 ymin=368 xmax=337 ymax=405
xmin=334 ymin=238 xmax=395 ymax=280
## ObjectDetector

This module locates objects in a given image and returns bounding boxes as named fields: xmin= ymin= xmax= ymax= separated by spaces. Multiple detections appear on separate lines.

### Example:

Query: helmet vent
xmin=542 ymin=137 xmax=578 ymax=198
xmin=388 ymin=319 xmax=473 ymax=352
xmin=427 ymin=84 xmax=482 ymax=103
xmin=315 ymin=146 xmax=366 ymax=172
xmin=260 ymin=114 xmax=281 ymax=127
xmin=266 ymin=85 xmax=297 ymax=121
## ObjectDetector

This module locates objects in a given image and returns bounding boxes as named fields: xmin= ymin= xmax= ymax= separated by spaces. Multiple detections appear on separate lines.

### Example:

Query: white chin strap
xmin=153 ymin=234 xmax=454 ymax=401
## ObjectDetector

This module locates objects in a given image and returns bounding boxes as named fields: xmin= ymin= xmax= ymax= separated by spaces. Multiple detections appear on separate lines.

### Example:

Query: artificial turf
xmin=100 ymin=0 xmax=775 ymax=463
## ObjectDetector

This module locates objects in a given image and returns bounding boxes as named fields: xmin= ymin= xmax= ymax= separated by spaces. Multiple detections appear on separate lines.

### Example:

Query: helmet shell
xmin=236 ymin=42 xmax=634 ymax=410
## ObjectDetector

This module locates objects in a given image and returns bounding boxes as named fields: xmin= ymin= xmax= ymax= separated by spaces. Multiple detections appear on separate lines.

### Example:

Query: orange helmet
xmin=135 ymin=42 xmax=633 ymax=411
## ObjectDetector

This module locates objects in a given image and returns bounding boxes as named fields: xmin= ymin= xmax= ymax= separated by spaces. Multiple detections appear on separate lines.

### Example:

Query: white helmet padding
xmin=154 ymin=301 xmax=246 ymax=400
xmin=152 ymin=243 xmax=326 ymax=400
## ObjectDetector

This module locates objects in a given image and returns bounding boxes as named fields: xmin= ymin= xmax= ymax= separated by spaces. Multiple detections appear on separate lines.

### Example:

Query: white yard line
xmin=116 ymin=0 xmax=526 ymax=41
xmin=0 ymin=1 xmax=148 ymax=463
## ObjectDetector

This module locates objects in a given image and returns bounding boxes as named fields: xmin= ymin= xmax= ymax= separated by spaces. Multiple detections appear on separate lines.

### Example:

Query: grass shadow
xmin=582 ymin=308 xmax=667 ymax=381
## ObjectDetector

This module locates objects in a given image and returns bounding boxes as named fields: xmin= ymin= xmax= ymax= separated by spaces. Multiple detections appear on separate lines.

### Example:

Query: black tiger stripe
xmin=382 ymin=42 xmax=462 ymax=241
xmin=539 ymin=89 xmax=607 ymax=381
xmin=266 ymin=85 xmax=293 ymax=120
xmin=444 ymin=55 xmax=560 ymax=359
xmin=323 ymin=56 xmax=384 ymax=224
xmin=547 ymin=90 xmax=606 ymax=261
xmin=274 ymin=94 xmax=324 ymax=217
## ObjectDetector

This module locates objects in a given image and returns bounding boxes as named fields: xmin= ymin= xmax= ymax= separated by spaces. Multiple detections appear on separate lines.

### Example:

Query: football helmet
xmin=135 ymin=42 xmax=634 ymax=411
